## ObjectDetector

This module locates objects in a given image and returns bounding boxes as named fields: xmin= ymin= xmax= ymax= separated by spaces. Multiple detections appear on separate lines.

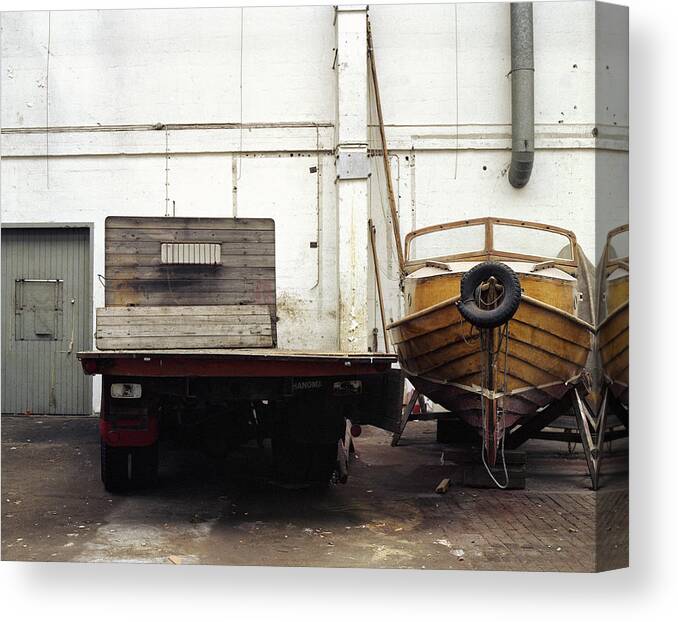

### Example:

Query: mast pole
xmin=367 ymin=17 xmax=406 ymax=275
xmin=368 ymin=219 xmax=390 ymax=352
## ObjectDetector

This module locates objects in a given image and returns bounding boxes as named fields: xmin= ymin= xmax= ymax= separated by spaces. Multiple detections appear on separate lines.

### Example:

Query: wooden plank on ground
xmin=435 ymin=478 xmax=451 ymax=494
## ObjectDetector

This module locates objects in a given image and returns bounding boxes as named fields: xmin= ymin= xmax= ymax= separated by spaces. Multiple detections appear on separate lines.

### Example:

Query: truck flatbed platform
xmin=78 ymin=349 xmax=397 ymax=378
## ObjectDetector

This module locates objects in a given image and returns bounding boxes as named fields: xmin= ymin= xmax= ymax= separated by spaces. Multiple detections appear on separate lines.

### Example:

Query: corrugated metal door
xmin=1 ymin=227 xmax=92 ymax=414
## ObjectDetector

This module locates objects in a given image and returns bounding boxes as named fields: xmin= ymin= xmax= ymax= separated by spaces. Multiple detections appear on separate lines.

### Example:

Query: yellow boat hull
xmin=598 ymin=302 xmax=629 ymax=407
xmin=389 ymin=293 xmax=593 ymax=423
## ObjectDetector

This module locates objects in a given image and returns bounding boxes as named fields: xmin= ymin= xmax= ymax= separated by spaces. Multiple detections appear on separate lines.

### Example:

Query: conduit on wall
xmin=508 ymin=2 xmax=534 ymax=189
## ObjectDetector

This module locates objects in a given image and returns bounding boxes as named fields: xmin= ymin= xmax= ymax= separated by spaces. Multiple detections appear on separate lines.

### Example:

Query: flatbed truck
xmin=78 ymin=216 xmax=402 ymax=491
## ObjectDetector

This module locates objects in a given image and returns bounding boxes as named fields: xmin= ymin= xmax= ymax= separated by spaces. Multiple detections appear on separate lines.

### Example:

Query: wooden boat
xmin=597 ymin=225 xmax=629 ymax=409
xmin=387 ymin=217 xmax=595 ymax=467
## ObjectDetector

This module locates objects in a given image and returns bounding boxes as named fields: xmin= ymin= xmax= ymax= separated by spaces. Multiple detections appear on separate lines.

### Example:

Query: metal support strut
xmin=570 ymin=385 xmax=609 ymax=490
xmin=391 ymin=389 xmax=426 ymax=446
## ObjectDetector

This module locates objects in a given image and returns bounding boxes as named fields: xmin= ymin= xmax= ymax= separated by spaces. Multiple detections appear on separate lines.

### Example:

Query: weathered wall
xmin=365 ymin=1 xmax=628 ymax=341
xmin=0 ymin=2 xmax=628 ymax=411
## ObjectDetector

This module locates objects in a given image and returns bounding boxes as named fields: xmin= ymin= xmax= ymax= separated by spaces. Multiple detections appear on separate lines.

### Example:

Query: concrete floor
xmin=1 ymin=415 xmax=628 ymax=571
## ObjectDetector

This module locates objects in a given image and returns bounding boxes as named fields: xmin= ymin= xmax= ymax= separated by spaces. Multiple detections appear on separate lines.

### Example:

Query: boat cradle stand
xmin=505 ymin=384 xmax=628 ymax=490
xmin=393 ymin=385 xmax=628 ymax=491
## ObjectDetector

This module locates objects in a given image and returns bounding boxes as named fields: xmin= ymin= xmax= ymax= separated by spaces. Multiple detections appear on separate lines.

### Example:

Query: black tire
xmin=101 ymin=442 xmax=159 ymax=493
xmin=273 ymin=439 xmax=337 ymax=487
xmin=101 ymin=442 xmax=129 ymax=493
xmin=134 ymin=443 xmax=159 ymax=488
xmin=457 ymin=261 xmax=521 ymax=329
xmin=306 ymin=443 xmax=339 ymax=486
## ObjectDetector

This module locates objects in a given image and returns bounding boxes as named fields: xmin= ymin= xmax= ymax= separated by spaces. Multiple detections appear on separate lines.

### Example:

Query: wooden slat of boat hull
xmin=397 ymin=326 xmax=588 ymax=391
xmin=509 ymin=318 xmax=589 ymax=366
xmin=389 ymin=302 xmax=464 ymax=346
xmin=513 ymin=298 xmax=591 ymax=349
xmin=392 ymin=306 xmax=589 ymax=382
xmin=403 ymin=357 xmax=572 ymax=417
xmin=400 ymin=335 xmax=479 ymax=375
xmin=393 ymin=323 xmax=476 ymax=360
xmin=599 ymin=303 xmax=629 ymax=389
xmin=390 ymin=294 xmax=592 ymax=421
xmin=406 ymin=269 xmax=579 ymax=316
xmin=606 ymin=276 xmax=629 ymax=315
xmin=416 ymin=342 xmax=584 ymax=390
xmin=434 ymin=354 xmax=563 ymax=392
xmin=604 ymin=349 xmax=629 ymax=384
xmin=598 ymin=303 xmax=629 ymax=348
xmin=390 ymin=296 xmax=591 ymax=352
xmin=599 ymin=326 xmax=628 ymax=368
xmin=406 ymin=374 xmax=567 ymax=425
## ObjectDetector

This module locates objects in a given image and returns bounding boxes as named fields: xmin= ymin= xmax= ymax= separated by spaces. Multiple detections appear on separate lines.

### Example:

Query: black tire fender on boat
xmin=457 ymin=261 xmax=521 ymax=329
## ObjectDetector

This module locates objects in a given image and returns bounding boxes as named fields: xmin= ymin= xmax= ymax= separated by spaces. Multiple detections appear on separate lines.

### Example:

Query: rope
xmin=481 ymin=432 xmax=509 ymax=489
xmin=462 ymin=323 xmax=477 ymax=346
xmin=479 ymin=325 xmax=510 ymax=489
xmin=476 ymin=278 xmax=511 ymax=489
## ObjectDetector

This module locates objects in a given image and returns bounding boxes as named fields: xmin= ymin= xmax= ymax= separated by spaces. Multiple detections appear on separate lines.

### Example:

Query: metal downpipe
xmin=508 ymin=2 xmax=534 ymax=189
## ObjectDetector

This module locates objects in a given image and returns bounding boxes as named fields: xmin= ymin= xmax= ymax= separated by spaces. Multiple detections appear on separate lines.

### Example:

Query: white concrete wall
xmin=0 ymin=2 xmax=628 ymax=409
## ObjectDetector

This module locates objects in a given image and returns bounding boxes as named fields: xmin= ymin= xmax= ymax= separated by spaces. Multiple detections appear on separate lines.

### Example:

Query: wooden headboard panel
xmin=104 ymin=216 xmax=276 ymax=342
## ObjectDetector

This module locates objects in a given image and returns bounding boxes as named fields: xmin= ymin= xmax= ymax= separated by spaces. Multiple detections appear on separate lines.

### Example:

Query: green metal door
xmin=1 ymin=227 xmax=92 ymax=414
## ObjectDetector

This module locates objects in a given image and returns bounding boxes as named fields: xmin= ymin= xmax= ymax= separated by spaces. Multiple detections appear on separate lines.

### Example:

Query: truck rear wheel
xmin=273 ymin=439 xmax=337 ymax=487
xmin=101 ymin=442 xmax=159 ymax=493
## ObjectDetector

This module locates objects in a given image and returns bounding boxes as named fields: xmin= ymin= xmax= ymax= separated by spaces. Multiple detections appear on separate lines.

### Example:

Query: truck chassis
xmin=79 ymin=349 xmax=401 ymax=492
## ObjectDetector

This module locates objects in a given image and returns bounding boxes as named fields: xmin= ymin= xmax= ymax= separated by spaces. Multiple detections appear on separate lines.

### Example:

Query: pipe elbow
xmin=508 ymin=151 xmax=534 ymax=188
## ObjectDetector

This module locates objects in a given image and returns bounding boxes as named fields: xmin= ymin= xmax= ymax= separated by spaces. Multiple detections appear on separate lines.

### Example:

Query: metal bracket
xmin=336 ymin=145 xmax=370 ymax=180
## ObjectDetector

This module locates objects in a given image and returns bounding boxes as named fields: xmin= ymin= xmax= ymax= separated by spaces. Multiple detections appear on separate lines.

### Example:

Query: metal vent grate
xmin=160 ymin=243 xmax=222 ymax=265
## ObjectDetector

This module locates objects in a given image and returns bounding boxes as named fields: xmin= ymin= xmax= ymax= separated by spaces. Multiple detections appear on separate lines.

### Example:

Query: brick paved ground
xmin=1 ymin=416 xmax=628 ymax=571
